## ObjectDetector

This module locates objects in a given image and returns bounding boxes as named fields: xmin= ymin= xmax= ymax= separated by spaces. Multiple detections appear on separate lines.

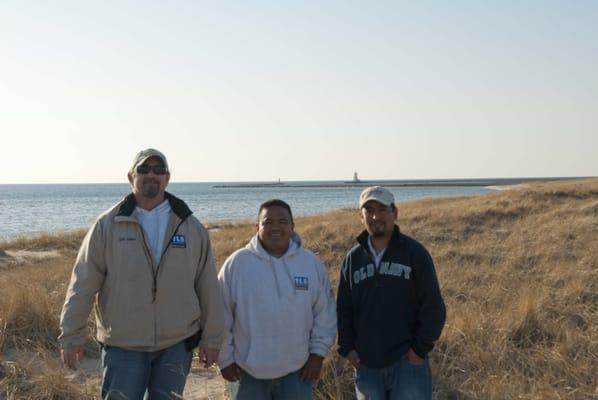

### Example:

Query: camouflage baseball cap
xmin=130 ymin=148 xmax=169 ymax=172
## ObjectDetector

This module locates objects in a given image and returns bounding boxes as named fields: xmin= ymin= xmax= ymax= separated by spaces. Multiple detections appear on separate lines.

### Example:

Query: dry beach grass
xmin=1 ymin=178 xmax=597 ymax=399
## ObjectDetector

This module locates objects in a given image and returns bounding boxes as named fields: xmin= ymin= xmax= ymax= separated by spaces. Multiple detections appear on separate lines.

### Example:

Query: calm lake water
xmin=0 ymin=182 xmax=495 ymax=239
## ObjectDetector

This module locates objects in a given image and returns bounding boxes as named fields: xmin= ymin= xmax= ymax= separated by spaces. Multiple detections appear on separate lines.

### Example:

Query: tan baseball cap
xmin=359 ymin=186 xmax=395 ymax=208
xmin=130 ymin=148 xmax=169 ymax=172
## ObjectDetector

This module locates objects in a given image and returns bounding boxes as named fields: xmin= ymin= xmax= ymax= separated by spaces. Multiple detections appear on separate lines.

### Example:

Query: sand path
xmin=0 ymin=249 xmax=62 ymax=268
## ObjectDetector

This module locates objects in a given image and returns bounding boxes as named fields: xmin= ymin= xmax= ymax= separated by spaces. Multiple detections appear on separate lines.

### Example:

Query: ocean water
xmin=0 ymin=182 xmax=494 ymax=239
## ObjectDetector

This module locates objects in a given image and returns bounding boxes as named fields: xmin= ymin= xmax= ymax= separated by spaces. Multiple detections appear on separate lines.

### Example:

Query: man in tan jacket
xmin=59 ymin=148 xmax=224 ymax=400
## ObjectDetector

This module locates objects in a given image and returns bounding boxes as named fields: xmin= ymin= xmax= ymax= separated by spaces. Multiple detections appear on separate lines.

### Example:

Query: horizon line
xmin=0 ymin=175 xmax=595 ymax=186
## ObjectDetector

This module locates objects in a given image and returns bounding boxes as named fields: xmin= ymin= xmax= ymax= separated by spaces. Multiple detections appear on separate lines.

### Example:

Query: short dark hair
xmin=258 ymin=199 xmax=294 ymax=223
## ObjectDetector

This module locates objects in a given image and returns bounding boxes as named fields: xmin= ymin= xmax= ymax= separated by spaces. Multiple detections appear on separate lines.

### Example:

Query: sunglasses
xmin=136 ymin=165 xmax=168 ymax=175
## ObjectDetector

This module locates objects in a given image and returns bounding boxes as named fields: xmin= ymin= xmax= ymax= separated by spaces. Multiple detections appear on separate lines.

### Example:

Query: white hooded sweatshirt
xmin=217 ymin=233 xmax=337 ymax=379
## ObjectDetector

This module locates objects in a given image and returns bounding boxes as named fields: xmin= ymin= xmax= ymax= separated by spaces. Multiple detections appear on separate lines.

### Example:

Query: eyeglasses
xmin=136 ymin=165 xmax=168 ymax=175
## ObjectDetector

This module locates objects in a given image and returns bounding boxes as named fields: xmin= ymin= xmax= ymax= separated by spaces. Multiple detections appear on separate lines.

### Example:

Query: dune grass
xmin=0 ymin=178 xmax=596 ymax=399
xmin=0 ymin=230 xmax=86 ymax=253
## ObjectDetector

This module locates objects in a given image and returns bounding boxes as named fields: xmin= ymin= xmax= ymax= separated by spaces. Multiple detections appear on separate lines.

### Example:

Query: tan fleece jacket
xmin=58 ymin=192 xmax=224 ymax=351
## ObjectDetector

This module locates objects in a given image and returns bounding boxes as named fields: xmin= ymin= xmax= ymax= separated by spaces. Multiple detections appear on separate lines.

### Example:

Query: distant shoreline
xmin=0 ymin=176 xmax=592 ymax=187
xmin=0 ymin=177 xmax=592 ymax=241
xmin=212 ymin=176 xmax=588 ymax=189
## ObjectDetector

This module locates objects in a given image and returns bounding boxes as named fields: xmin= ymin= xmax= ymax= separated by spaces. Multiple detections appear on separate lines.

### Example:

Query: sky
xmin=1 ymin=1 xmax=597 ymax=184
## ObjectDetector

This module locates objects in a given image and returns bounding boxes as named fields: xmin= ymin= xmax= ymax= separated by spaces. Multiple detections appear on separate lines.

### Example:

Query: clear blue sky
xmin=1 ymin=1 xmax=596 ymax=183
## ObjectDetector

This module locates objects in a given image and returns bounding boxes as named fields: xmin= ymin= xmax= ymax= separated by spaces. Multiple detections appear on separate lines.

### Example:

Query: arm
xmin=308 ymin=257 xmax=337 ymax=358
xmin=216 ymin=256 xmax=236 ymax=372
xmin=302 ymin=257 xmax=336 ymax=382
xmin=58 ymin=220 xmax=107 ymax=367
xmin=336 ymin=255 xmax=356 ymax=359
xmin=411 ymin=249 xmax=446 ymax=359
xmin=194 ymin=230 xmax=225 ymax=353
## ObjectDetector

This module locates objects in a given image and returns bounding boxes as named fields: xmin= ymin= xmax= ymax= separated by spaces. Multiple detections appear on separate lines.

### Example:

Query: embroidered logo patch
xmin=172 ymin=234 xmax=186 ymax=248
xmin=294 ymin=276 xmax=308 ymax=290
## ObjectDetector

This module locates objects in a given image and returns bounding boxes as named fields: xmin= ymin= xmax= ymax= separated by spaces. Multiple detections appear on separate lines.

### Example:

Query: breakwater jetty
xmin=212 ymin=177 xmax=585 ymax=189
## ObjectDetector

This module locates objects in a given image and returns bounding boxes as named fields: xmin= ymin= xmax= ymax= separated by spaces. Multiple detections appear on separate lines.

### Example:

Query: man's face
xmin=360 ymin=200 xmax=397 ymax=238
xmin=127 ymin=156 xmax=170 ymax=199
xmin=257 ymin=206 xmax=294 ymax=256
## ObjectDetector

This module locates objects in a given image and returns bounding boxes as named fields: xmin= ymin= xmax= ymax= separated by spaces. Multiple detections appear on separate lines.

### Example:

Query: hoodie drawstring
xmin=268 ymin=255 xmax=282 ymax=300
xmin=281 ymin=257 xmax=297 ymax=295
xmin=246 ymin=233 xmax=304 ymax=299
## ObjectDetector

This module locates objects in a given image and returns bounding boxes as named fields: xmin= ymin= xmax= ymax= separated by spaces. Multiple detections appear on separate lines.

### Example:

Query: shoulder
xmin=399 ymin=233 xmax=427 ymax=252
xmin=221 ymin=247 xmax=257 ymax=271
xmin=93 ymin=201 xmax=125 ymax=233
xmin=299 ymin=248 xmax=329 ymax=273
xmin=183 ymin=215 xmax=213 ymax=245
xmin=185 ymin=215 xmax=207 ymax=232
xmin=345 ymin=243 xmax=362 ymax=257
xmin=100 ymin=199 xmax=127 ymax=221
xmin=229 ymin=247 xmax=253 ymax=261
xmin=340 ymin=244 xmax=365 ymax=275
xmin=95 ymin=196 xmax=136 ymax=228
xmin=399 ymin=233 xmax=432 ymax=263
xmin=297 ymin=247 xmax=321 ymax=263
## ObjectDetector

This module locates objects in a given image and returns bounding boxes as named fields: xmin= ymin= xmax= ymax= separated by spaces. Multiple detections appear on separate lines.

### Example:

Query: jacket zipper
xmin=136 ymin=225 xmax=158 ymax=346
xmin=136 ymin=218 xmax=186 ymax=345
xmin=153 ymin=219 xmax=185 ymax=301
xmin=370 ymin=251 xmax=381 ymax=287
xmin=138 ymin=218 xmax=186 ymax=303
xmin=364 ymin=245 xmax=382 ymax=287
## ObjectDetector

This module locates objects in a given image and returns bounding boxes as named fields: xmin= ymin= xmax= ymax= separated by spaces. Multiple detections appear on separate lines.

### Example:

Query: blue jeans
xmin=101 ymin=341 xmax=193 ymax=400
xmin=355 ymin=356 xmax=432 ymax=400
xmin=229 ymin=369 xmax=312 ymax=400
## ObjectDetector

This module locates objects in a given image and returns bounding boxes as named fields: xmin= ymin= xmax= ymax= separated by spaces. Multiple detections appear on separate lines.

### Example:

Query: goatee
xmin=141 ymin=183 xmax=160 ymax=198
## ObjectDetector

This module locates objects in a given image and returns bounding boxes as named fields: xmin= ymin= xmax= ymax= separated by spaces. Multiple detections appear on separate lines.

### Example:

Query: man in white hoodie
xmin=218 ymin=199 xmax=337 ymax=399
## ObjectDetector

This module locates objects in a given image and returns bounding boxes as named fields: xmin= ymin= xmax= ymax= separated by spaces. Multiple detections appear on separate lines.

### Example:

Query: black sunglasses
xmin=136 ymin=165 xmax=168 ymax=175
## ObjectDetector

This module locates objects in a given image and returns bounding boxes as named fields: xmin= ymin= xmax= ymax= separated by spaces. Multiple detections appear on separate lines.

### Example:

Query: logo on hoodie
xmin=294 ymin=276 xmax=308 ymax=290
xmin=172 ymin=234 xmax=186 ymax=248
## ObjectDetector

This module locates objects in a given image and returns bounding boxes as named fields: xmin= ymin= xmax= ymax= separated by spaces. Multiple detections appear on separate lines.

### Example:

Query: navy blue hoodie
xmin=337 ymin=225 xmax=446 ymax=368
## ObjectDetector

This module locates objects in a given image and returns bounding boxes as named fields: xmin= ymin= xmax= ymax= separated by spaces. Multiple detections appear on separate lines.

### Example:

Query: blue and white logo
xmin=172 ymin=234 xmax=186 ymax=248
xmin=294 ymin=276 xmax=309 ymax=290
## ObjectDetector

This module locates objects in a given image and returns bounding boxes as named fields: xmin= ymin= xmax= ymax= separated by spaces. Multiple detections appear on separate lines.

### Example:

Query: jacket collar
xmin=116 ymin=191 xmax=193 ymax=221
xmin=356 ymin=224 xmax=401 ymax=254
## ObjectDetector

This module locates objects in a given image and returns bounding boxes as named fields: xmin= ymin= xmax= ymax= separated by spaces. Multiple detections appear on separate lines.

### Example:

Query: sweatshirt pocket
xmin=244 ymin=334 xmax=309 ymax=377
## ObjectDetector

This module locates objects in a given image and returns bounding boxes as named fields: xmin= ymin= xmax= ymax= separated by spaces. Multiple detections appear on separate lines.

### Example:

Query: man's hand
xmin=406 ymin=348 xmax=425 ymax=366
xmin=61 ymin=346 xmax=84 ymax=370
xmin=301 ymin=354 xmax=324 ymax=383
xmin=220 ymin=362 xmax=241 ymax=382
xmin=198 ymin=346 xmax=219 ymax=368
xmin=345 ymin=350 xmax=360 ymax=369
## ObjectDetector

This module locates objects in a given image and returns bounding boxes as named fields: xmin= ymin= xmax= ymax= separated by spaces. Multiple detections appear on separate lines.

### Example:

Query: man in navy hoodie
xmin=337 ymin=186 xmax=446 ymax=400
